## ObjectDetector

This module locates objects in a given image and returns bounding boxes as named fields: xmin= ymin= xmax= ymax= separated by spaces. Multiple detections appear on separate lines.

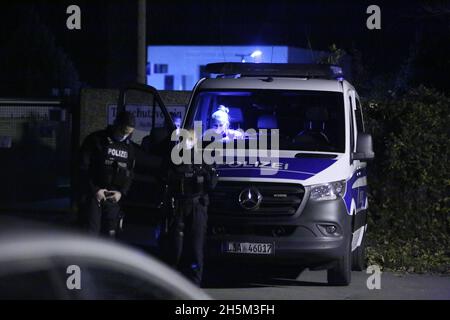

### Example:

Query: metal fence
xmin=0 ymin=99 xmax=71 ymax=206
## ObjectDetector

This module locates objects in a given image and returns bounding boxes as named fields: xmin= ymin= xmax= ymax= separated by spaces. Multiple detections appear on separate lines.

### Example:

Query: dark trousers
xmin=80 ymin=196 xmax=121 ymax=236
xmin=164 ymin=195 xmax=208 ymax=286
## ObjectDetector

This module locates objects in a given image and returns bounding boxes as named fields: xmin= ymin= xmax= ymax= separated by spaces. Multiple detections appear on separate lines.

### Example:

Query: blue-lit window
xmin=164 ymin=75 xmax=174 ymax=90
xmin=154 ymin=64 xmax=168 ymax=74
xmin=181 ymin=75 xmax=188 ymax=91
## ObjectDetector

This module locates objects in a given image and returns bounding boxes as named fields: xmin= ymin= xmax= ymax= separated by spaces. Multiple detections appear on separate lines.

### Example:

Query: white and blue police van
xmin=118 ymin=63 xmax=374 ymax=286
xmin=181 ymin=63 xmax=375 ymax=285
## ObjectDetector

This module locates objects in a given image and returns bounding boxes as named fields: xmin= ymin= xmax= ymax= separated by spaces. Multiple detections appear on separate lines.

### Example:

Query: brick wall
xmin=79 ymin=89 xmax=191 ymax=144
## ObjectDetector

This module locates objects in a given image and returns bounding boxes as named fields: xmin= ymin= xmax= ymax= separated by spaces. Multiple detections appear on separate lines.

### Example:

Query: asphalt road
xmin=202 ymin=265 xmax=450 ymax=300
xmin=1 ymin=210 xmax=449 ymax=300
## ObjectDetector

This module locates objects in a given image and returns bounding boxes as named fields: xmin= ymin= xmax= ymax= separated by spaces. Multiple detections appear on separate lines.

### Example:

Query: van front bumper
xmin=206 ymin=198 xmax=352 ymax=267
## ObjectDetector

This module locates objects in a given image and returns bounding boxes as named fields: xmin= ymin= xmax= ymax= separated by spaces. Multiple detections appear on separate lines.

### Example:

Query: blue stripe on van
xmin=217 ymin=157 xmax=336 ymax=180
xmin=343 ymin=167 xmax=367 ymax=214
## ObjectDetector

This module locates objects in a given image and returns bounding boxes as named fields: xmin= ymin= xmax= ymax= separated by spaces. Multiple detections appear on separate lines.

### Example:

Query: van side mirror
xmin=353 ymin=133 xmax=375 ymax=161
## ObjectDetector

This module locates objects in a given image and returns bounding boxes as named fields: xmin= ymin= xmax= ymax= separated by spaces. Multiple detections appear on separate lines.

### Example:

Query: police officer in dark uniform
xmin=164 ymin=137 xmax=218 ymax=286
xmin=79 ymin=111 xmax=136 ymax=237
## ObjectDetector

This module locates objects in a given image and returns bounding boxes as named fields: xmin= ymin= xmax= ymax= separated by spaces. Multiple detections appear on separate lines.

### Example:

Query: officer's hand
xmin=96 ymin=189 xmax=108 ymax=202
xmin=107 ymin=191 xmax=122 ymax=203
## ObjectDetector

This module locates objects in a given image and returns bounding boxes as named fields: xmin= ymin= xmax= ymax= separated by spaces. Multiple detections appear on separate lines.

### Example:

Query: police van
xmin=186 ymin=63 xmax=374 ymax=286
xmin=119 ymin=63 xmax=374 ymax=286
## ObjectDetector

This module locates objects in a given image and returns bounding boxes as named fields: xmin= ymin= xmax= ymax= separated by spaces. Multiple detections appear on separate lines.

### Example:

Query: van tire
xmin=327 ymin=234 xmax=352 ymax=286
xmin=352 ymin=234 xmax=366 ymax=271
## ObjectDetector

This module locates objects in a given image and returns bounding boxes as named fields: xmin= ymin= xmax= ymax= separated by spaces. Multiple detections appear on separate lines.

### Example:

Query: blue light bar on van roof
xmin=205 ymin=63 xmax=344 ymax=80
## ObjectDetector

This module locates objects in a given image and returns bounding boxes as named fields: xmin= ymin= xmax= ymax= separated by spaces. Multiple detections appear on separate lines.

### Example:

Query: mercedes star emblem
xmin=238 ymin=187 xmax=263 ymax=211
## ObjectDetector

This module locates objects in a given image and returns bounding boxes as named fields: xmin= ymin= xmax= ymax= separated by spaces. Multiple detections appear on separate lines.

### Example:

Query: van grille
xmin=209 ymin=182 xmax=304 ymax=216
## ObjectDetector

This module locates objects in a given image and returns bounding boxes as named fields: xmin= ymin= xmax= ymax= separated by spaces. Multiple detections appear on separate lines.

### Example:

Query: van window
xmin=355 ymin=98 xmax=365 ymax=133
xmin=187 ymin=90 xmax=346 ymax=153
xmin=349 ymin=96 xmax=355 ymax=152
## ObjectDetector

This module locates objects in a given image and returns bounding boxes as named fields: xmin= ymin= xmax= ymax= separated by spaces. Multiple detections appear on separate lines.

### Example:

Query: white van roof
xmin=198 ymin=77 xmax=345 ymax=92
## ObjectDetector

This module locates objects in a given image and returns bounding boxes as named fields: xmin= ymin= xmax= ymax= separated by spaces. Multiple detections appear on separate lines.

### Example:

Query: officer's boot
xmin=188 ymin=263 xmax=203 ymax=286
xmin=168 ymin=216 xmax=184 ymax=267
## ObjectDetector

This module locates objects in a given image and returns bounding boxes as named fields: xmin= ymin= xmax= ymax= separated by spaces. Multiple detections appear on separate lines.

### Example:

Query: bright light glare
xmin=250 ymin=50 xmax=263 ymax=58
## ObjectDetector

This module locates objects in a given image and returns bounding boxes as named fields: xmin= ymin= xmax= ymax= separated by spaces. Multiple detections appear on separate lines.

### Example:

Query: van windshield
xmin=187 ymin=90 xmax=345 ymax=153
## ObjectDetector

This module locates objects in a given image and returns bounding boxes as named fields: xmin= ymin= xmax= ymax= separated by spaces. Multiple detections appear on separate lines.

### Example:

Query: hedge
xmin=363 ymin=86 xmax=450 ymax=273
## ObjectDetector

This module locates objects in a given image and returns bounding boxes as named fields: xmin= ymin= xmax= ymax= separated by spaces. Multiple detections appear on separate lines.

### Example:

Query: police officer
xmin=164 ymin=133 xmax=218 ymax=286
xmin=79 ymin=111 xmax=136 ymax=237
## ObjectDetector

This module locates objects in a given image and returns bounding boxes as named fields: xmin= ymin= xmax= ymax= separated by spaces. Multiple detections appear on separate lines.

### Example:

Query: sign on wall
xmin=107 ymin=104 xmax=185 ymax=144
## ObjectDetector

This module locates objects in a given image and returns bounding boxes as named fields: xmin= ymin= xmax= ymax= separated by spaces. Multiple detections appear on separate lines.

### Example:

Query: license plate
xmin=223 ymin=242 xmax=274 ymax=255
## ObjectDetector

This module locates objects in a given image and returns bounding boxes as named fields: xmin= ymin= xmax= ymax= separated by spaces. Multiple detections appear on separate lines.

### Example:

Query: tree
xmin=317 ymin=44 xmax=347 ymax=65
xmin=0 ymin=6 xmax=80 ymax=97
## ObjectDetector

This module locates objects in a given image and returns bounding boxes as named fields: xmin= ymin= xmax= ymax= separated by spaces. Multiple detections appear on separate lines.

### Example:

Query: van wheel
xmin=352 ymin=234 xmax=367 ymax=271
xmin=327 ymin=234 xmax=351 ymax=286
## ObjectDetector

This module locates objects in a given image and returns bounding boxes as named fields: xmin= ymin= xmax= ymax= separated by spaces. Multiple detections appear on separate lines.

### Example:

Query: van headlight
xmin=310 ymin=180 xmax=346 ymax=201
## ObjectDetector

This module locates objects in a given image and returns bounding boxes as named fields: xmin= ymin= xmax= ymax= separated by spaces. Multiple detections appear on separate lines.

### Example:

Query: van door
xmin=349 ymin=91 xmax=366 ymax=211
xmin=116 ymin=84 xmax=176 ymax=225
xmin=354 ymin=95 xmax=367 ymax=212
xmin=349 ymin=90 xmax=362 ymax=212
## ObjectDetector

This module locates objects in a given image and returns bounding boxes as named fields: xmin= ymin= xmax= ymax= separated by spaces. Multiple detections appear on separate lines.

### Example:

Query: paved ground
xmin=1 ymin=207 xmax=449 ymax=300
xmin=203 ymin=266 xmax=450 ymax=300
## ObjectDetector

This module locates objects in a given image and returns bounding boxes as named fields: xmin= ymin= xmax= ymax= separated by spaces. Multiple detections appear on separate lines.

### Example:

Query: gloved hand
xmin=96 ymin=189 xmax=108 ymax=202
xmin=106 ymin=191 xmax=122 ymax=203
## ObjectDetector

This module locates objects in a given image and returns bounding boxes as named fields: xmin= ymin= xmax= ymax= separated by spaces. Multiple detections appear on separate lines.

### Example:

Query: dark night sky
xmin=0 ymin=0 xmax=448 ymax=91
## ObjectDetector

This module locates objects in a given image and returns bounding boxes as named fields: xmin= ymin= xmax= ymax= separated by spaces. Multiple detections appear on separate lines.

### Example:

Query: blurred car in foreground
xmin=0 ymin=216 xmax=211 ymax=300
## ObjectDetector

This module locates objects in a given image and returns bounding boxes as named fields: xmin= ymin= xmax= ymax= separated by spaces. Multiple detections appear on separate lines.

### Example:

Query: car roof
xmin=0 ymin=216 xmax=211 ymax=300
xmin=197 ymin=77 xmax=345 ymax=92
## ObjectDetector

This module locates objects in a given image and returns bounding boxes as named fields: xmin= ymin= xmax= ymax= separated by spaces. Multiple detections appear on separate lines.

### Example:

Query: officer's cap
xmin=115 ymin=111 xmax=136 ymax=128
